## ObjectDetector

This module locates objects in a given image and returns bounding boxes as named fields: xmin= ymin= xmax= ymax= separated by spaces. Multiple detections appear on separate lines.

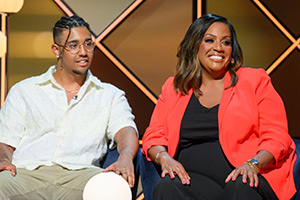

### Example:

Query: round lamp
xmin=83 ymin=172 xmax=132 ymax=200
xmin=0 ymin=0 xmax=24 ymax=13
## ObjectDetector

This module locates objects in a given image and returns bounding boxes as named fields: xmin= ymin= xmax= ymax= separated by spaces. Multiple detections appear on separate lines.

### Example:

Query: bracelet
xmin=155 ymin=150 xmax=166 ymax=163
xmin=0 ymin=158 xmax=11 ymax=163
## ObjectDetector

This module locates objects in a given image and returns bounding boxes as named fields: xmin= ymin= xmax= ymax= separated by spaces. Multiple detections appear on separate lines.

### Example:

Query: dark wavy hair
xmin=173 ymin=14 xmax=243 ymax=96
xmin=52 ymin=15 xmax=91 ymax=46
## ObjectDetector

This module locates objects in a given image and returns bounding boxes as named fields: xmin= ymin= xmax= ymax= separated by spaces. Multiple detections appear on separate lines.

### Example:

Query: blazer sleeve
xmin=142 ymin=77 xmax=174 ymax=161
xmin=255 ymin=69 xmax=294 ymax=167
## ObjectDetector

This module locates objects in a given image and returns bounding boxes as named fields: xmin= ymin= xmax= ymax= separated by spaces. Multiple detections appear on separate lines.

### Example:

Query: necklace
xmin=66 ymin=89 xmax=79 ymax=94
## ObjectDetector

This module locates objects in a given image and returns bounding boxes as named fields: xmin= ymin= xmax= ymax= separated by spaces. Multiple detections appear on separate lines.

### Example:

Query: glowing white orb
xmin=83 ymin=172 xmax=132 ymax=200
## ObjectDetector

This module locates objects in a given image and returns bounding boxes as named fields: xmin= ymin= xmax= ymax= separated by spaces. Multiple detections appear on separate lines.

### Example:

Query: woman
xmin=142 ymin=14 xmax=296 ymax=200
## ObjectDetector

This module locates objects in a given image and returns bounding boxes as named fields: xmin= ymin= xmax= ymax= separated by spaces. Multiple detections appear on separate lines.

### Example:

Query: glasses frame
xmin=56 ymin=40 xmax=95 ymax=54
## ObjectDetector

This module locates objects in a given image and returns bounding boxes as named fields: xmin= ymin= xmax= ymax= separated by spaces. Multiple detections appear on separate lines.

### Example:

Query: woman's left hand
xmin=225 ymin=163 xmax=259 ymax=188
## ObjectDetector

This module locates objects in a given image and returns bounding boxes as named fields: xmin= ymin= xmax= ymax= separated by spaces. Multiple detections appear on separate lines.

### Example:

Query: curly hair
xmin=173 ymin=14 xmax=243 ymax=97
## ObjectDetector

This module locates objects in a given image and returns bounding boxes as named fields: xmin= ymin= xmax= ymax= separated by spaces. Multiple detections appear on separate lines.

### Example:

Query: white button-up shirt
xmin=0 ymin=66 xmax=137 ymax=170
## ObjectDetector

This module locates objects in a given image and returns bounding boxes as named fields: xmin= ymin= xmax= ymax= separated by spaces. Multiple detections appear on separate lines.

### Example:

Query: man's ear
xmin=51 ymin=44 xmax=61 ymax=58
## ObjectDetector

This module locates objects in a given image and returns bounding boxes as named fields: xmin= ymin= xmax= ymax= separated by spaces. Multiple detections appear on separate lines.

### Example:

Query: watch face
xmin=250 ymin=158 xmax=259 ymax=164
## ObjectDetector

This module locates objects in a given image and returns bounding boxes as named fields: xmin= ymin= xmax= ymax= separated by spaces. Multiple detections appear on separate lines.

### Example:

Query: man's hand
xmin=0 ymin=143 xmax=16 ymax=176
xmin=104 ymin=127 xmax=138 ymax=188
xmin=103 ymin=153 xmax=135 ymax=188
xmin=0 ymin=160 xmax=16 ymax=176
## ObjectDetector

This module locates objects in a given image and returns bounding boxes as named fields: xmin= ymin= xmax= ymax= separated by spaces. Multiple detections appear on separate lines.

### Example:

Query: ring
xmin=122 ymin=168 xmax=126 ymax=171
xmin=169 ymin=168 xmax=172 ymax=171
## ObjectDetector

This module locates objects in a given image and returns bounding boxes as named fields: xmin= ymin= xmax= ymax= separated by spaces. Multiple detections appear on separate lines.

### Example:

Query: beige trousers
xmin=0 ymin=165 xmax=103 ymax=200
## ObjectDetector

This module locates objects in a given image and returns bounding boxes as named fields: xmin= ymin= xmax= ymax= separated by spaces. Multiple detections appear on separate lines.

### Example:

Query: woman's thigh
xmin=223 ymin=175 xmax=278 ymax=200
xmin=154 ymin=172 xmax=224 ymax=200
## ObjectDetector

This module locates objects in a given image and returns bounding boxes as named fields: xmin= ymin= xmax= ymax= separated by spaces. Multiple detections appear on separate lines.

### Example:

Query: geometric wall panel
xmin=207 ymin=0 xmax=291 ymax=70
xmin=103 ymin=0 xmax=192 ymax=96
xmin=261 ymin=0 xmax=299 ymax=38
xmin=91 ymin=48 xmax=155 ymax=137
xmin=62 ymin=0 xmax=135 ymax=36
xmin=270 ymin=50 xmax=300 ymax=138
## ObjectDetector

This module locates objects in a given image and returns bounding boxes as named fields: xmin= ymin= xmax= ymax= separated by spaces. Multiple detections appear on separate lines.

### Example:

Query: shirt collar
xmin=36 ymin=65 xmax=103 ymax=89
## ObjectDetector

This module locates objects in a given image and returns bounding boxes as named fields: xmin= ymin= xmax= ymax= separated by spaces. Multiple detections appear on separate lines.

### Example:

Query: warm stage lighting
xmin=0 ymin=31 xmax=6 ymax=57
xmin=0 ymin=0 xmax=24 ymax=13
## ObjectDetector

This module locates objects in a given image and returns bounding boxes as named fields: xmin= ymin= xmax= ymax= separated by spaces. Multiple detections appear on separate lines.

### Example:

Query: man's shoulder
xmin=92 ymin=80 xmax=126 ymax=98
xmin=98 ymin=81 xmax=123 ymax=92
xmin=10 ymin=67 xmax=52 ymax=90
xmin=10 ymin=75 xmax=41 ymax=91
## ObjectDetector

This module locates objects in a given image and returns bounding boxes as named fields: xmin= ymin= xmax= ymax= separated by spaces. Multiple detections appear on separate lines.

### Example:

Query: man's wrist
xmin=119 ymin=151 xmax=135 ymax=160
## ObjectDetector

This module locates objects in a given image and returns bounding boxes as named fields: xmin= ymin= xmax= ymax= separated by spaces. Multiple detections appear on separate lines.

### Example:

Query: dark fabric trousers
xmin=153 ymin=141 xmax=278 ymax=200
xmin=154 ymin=174 xmax=277 ymax=200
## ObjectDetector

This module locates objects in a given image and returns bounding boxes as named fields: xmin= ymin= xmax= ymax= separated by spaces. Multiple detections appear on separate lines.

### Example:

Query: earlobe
xmin=51 ymin=44 xmax=61 ymax=59
xmin=231 ymin=58 xmax=235 ymax=65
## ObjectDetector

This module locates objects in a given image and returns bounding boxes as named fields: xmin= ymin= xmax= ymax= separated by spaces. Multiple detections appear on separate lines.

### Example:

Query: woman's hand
xmin=159 ymin=152 xmax=191 ymax=185
xmin=225 ymin=163 xmax=259 ymax=187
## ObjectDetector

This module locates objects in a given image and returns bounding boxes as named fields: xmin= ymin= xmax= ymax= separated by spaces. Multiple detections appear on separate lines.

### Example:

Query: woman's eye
xmin=204 ymin=39 xmax=214 ymax=43
xmin=223 ymin=40 xmax=231 ymax=46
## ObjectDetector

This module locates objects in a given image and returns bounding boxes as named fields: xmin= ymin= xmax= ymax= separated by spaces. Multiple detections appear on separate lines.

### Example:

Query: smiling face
xmin=53 ymin=26 xmax=94 ymax=76
xmin=198 ymin=22 xmax=232 ymax=79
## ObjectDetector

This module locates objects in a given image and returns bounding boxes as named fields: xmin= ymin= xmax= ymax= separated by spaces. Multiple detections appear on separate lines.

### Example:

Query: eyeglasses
xmin=56 ymin=40 xmax=95 ymax=54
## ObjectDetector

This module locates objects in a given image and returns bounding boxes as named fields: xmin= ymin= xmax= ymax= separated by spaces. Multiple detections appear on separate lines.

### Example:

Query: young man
xmin=0 ymin=15 xmax=139 ymax=199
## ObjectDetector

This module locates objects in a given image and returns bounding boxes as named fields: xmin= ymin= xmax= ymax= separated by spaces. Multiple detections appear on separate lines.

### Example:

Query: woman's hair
xmin=173 ymin=14 xmax=243 ymax=96
xmin=52 ymin=15 xmax=91 ymax=46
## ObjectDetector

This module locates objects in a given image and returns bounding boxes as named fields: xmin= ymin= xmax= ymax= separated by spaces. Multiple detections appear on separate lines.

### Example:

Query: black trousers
xmin=153 ymin=141 xmax=278 ymax=200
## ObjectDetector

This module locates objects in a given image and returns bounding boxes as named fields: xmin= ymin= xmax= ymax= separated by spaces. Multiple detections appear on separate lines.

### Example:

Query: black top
xmin=179 ymin=93 xmax=219 ymax=149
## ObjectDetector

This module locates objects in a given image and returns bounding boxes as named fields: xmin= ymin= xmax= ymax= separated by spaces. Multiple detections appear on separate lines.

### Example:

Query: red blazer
xmin=142 ymin=67 xmax=296 ymax=200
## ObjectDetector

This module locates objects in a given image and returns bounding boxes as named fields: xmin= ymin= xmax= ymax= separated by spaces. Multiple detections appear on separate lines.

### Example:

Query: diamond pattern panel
xmin=63 ymin=0 xmax=135 ymax=36
xmin=206 ymin=0 xmax=291 ymax=69
xmin=270 ymin=50 xmax=300 ymax=138
xmin=260 ymin=0 xmax=300 ymax=38
xmin=103 ymin=0 xmax=192 ymax=96
xmin=90 ymin=48 xmax=155 ymax=136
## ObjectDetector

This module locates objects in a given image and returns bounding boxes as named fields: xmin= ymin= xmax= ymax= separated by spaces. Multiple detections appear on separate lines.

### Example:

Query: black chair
xmin=293 ymin=138 xmax=300 ymax=200
xmin=100 ymin=147 xmax=142 ymax=200
xmin=140 ymin=139 xmax=300 ymax=200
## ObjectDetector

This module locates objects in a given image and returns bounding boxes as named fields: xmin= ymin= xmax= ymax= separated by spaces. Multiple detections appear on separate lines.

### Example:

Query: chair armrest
xmin=293 ymin=138 xmax=300 ymax=200
xmin=140 ymin=153 xmax=161 ymax=200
